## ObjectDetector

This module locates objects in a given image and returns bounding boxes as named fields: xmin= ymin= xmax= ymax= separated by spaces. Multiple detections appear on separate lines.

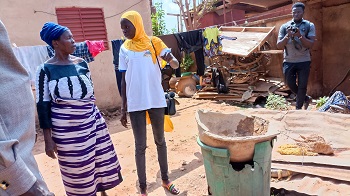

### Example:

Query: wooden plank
xmin=254 ymin=80 xmax=276 ymax=92
xmin=220 ymin=26 xmax=275 ymax=57
xmin=274 ymin=91 xmax=289 ymax=97
xmin=272 ymin=162 xmax=350 ymax=182
xmin=214 ymin=97 xmax=243 ymax=101
xmin=272 ymin=153 xmax=350 ymax=168
xmin=257 ymin=50 xmax=284 ymax=54
xmin=228 ymin=83 xmax=249 ymax=87
xmin=220 ymin=26 xmax=273 ymax=33
xmin=229 ymin=87 xmax=249 ymax=91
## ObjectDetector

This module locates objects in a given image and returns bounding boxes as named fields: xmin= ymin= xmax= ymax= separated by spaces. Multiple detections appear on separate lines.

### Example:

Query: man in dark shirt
xmin=277 ymin=2 xmax=316 ymax=110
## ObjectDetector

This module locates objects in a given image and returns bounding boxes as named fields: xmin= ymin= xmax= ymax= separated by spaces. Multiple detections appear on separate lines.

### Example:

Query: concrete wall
xmin=0 ymin=0 xmax=152 ymax=110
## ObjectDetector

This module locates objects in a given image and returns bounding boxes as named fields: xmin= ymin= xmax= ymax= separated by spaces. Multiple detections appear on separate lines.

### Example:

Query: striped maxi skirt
xmin=51 ymin=98 xmax=122 ymax=196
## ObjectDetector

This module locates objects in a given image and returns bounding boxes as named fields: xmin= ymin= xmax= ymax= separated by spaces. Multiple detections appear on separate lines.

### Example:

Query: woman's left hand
xmin=44 ymin=137 xmax=57 ymax=159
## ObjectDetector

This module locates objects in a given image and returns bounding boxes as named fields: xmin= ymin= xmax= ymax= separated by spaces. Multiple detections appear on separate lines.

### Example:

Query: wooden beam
xmin=267 ymin=0 xmax=293 ymax=10
xmin=230 ymin=3 xmax=268 ymax=12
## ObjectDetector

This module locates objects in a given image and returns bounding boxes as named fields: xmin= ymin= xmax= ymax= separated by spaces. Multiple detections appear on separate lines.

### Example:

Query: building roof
xmin=217 ymin=0 xmax=292 ymax=13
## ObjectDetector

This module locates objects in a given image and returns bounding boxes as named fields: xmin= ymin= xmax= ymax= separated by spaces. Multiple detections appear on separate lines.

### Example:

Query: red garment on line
xmin=86 ymin=40 xmax=105 ymax=57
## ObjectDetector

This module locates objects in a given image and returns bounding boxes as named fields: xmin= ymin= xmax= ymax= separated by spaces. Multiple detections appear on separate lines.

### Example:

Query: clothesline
xmin=12 ymin=40 xmax=105 ymax=85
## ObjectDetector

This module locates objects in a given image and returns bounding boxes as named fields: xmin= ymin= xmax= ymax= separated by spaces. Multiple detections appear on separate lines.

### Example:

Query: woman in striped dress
xmin=36 ymin=22 xmax=122 ymax=196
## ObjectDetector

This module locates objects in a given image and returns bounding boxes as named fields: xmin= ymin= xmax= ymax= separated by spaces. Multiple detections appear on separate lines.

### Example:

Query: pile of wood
xmin=193 ymin=77 xmax=290 ymax=103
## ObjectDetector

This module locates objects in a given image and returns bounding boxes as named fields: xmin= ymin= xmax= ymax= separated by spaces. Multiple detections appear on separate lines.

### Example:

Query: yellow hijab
xmin=121 ymin=11 xmax=167 ymax=64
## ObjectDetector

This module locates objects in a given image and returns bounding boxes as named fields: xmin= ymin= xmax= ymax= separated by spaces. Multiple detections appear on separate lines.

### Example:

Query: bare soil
xmin=33 ymin=98 xmax=242 ymax=196
xmin=33 ymin=98 xmax=348 ymax=196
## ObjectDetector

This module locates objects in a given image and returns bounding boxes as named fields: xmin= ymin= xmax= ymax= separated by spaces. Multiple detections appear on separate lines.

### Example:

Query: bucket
xmin=197 ymin=137 xmax=273 ymax=196
xmin=195 ymin=109 xmax=279 ymax=162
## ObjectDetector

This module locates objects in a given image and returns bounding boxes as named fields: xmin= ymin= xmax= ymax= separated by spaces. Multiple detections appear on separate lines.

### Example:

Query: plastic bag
xmin=146 ymin=112 xmax=173 ymax=132
xmin=164 ymin=115 xmax=174 ymax=132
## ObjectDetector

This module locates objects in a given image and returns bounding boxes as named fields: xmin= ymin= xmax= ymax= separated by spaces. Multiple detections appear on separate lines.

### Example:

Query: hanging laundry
xmin=203 ymin=27 xmax=222 ymax=57
xmin=111 ymin=39 xmax=124 ymax=70
xmin=12 ymin=45 xmax=49 ymax=85
xmin=47 ymin=41 xmax=94 ymax=62
xmin=111 ymin=39 xmax=124 ymax=95
xmin=175 ymin=29 xmax=205 ymax=76
xmin=318 ymin=91 xmax=350 ymax=112
xmin=158 ymin=34 xmax=183 ymax=77
xmin=86 ymin=40 xmax=105 ymax=57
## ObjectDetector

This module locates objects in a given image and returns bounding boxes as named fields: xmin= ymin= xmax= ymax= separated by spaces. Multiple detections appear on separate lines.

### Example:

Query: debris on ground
xmin=277 ymin=134 xmax=334 ymax=156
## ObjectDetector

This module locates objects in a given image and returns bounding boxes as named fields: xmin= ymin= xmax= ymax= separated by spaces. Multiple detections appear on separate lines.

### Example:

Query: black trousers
xmin=283 ymin=61 xmax=311 ymax=109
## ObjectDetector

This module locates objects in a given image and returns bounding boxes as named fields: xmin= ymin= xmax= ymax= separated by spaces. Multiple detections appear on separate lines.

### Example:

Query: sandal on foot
xmin=162 ymin=182 xmax=180 ymax=195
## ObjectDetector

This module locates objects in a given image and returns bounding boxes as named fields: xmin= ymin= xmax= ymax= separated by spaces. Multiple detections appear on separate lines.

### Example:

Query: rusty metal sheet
xmin=219 ymin=26 xmax=275 ymax=57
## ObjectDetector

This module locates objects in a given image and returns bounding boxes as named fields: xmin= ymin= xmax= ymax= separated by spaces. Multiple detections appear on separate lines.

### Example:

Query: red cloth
xmin=86 ymin=40 xmax=105 ymax=57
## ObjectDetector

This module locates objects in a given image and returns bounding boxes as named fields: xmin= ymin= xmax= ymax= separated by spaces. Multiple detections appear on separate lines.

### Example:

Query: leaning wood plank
xmin=220 ymin=26 xmax=275 ymax=57
xmin=214 ymin=97 xmax=243 ymax=101
xmin=271 ymin=162 xmax=350 ymax=182
xmin=257 ymin=50 xmax=284 ymax=54
xmin=274 ymin=91 xmax=289 ymax=96
xmin=229 ymin=87 xmax=250 ymax=91
xmin=220 ymin=26 xmax=273 ymax=33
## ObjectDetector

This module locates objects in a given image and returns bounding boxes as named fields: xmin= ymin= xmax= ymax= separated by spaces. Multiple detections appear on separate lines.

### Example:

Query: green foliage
xmin=265 ymin=93 xmax=290 ymax=110
xmin=180 ymin=53 xmax=194 ymax=71
xmin=316 ymin=96 xmax=329 ymax=108
xmin=151 ymin=3 xmax=169 ymax=36
xmin=170 ymin=28 xmax=177 ymax=34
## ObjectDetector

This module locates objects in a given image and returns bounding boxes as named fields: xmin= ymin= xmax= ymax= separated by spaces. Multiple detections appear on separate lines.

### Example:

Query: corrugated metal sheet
xmin=271 ymin=174 xmax=350 ymax=196
xmin=56 ymin=8 xmax=109 ymax=49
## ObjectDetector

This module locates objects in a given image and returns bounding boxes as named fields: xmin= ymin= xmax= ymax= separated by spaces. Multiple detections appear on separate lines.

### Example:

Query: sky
xmin=152 ymin=0 xmax=181 ymax=32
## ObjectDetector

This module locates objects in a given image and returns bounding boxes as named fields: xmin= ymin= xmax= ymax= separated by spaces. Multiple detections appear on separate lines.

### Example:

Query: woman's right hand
xmin=120 ymin=111 xmax=128 ymax=128
xmin=44 ymin=136 xmax=57 ymax=159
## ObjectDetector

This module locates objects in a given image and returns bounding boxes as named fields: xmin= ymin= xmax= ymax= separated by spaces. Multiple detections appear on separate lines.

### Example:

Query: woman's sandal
xmin=162 ymin=182 xmax=180 ymax=195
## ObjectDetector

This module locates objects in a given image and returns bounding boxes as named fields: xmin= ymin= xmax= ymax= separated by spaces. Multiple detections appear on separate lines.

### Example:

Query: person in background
xmin=0 ymin=20 xmax=54 ymax=196
xmin=119 ymin=11 xmax=180 ymax=196
xmin=36 ymin=22 xmax=122 ymax=196
xmin=277 ymin=2 xmax=316 ymax=110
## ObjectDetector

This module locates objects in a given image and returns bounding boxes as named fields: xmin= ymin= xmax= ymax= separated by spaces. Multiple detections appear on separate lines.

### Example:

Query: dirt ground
xmin=33 ymin=98 xmax=349 ymax=196
xmin=34 ymin=98 xmax=243 ymax=196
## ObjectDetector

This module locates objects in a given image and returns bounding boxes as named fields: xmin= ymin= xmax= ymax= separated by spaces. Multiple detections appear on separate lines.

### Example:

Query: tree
xmin=151 ymin=2 xmax=169 ymax=36
xmin=172 ymin=0 xmax=218 ymax=30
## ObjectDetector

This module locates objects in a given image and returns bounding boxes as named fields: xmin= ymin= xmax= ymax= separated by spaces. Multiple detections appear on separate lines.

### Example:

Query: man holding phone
xmin=277 ymin=2 xmax=316 ymax=110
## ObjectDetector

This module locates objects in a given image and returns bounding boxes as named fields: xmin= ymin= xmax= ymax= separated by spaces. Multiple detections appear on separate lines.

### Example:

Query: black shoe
xmin=304 ymin=96 xmax=312 ymax=110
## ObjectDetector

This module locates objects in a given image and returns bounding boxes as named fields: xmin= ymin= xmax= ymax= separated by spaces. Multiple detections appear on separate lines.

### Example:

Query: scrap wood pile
xmin=193 ymin=26 xmax=289 ymax=103
xmin=193 ymin=77 xmax=290 ymax=103
xmin=192 ymin=52 xmax=290 ymax=103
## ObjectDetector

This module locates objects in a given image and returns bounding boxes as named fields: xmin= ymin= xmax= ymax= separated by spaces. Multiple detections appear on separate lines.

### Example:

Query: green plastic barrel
xmin=197 ymin=137 xmax=273 ymax=196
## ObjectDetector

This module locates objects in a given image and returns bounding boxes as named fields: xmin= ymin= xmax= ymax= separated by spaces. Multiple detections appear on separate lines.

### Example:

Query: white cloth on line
xmin=12 ymin=45 xmax=49 ymax=86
